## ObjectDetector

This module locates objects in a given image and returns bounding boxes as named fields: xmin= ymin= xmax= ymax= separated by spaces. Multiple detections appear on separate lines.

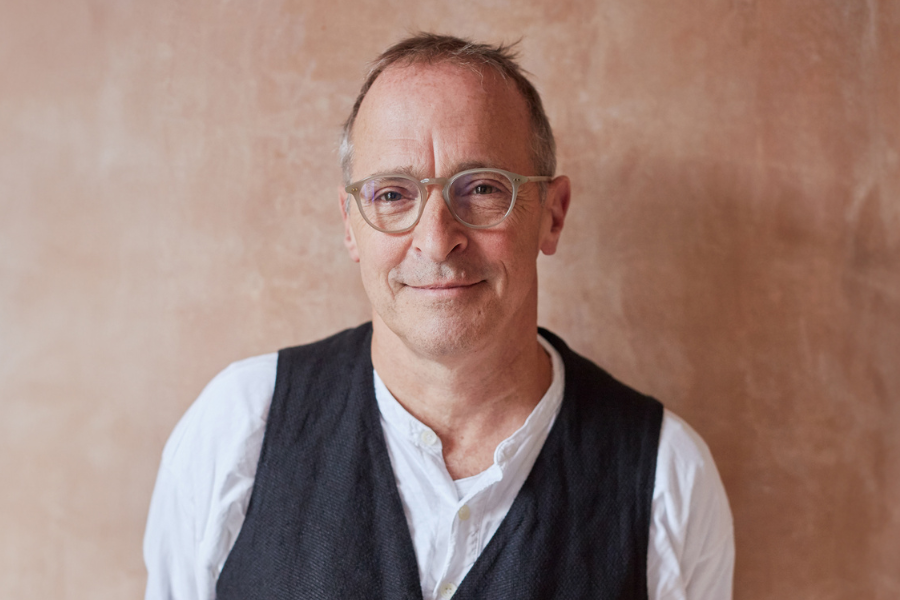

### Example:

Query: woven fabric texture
xmin=216 ymin=323 xmax=662 ymax=599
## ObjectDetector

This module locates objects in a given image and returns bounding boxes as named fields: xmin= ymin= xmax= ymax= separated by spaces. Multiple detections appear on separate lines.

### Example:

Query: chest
xmin=215 ymin=324 xmax=663 ymax=600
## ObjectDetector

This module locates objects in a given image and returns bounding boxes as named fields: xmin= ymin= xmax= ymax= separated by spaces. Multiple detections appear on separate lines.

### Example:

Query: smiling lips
xmin=411 ymin=281 xmax=480 ymax=289
xmin=394 ymin=261 xmax=490 ymax=292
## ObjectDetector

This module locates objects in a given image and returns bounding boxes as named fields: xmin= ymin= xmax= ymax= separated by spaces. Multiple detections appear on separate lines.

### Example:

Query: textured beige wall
xmin=1 ymin=1 xmax=898 ymax=599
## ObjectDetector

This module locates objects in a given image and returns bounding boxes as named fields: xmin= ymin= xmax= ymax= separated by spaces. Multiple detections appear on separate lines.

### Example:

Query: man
xmin=145 ymin=34 xmax=734 ymax=600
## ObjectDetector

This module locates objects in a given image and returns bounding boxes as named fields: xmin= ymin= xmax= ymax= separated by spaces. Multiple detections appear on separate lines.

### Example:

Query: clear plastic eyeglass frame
xmin=344 ymin=168 xmax=552 ymax=233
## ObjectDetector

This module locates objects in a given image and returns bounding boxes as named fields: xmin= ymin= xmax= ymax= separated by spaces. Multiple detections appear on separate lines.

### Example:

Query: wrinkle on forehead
xmin=364 ymin=160 xmax=515 ymax=182
xmin=351 ymin=62 xmax=533 ymax=181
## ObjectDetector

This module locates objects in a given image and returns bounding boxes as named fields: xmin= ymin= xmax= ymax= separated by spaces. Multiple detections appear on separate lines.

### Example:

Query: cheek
xmin=497 ymin=211 xmax=544 ymax=264
xmin=355 ymin=230 xmax=408 ymax=288
xmin=474 ymin=231 xmax=540 ymax=289
xmin=502 ymin=200 xmax=544 ymax=247
xmin=507 ymin=235 xmax=543 ymax=293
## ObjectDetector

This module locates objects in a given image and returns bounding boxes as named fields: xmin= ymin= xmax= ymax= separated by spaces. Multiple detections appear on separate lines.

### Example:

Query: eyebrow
xmin=452 ymin=160 xmax=512 ymax=174
xmin=365 ymin=166 xmax=419 ymax=179
xmin=363 ymin=161 xmax=509 ymax=180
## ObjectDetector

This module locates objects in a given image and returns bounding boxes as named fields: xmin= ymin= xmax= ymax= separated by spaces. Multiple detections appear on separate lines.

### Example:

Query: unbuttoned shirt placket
xmin=374 ymin=338 xmax=566 ymax=600
xmin=409 ymin=424 xmax=519 ymax=600
xmin=143 ymin=333 xmax=736 ymax=600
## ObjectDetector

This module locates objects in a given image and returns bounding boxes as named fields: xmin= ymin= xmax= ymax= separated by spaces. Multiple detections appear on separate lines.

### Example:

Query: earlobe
xmin=338 ymin=186 xmax=360 ymax=263
xmin=539 ymin=175 xmax=571 ymax=256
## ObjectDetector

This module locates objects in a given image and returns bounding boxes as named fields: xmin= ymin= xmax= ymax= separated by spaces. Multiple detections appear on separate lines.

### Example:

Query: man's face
xmin=340 ymin=62 xmax=568 ymax=357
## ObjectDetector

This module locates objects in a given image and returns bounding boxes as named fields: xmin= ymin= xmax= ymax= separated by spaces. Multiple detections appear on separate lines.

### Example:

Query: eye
xmin=457 ymin=177 xmax=510 ymax=197
xmin=376 ymin=190 xmax=404 ymax=202
xmin=360 ymin=177 xmax=419 ymax=206
xmin=473 ymin=184 xmax=497 ymax=195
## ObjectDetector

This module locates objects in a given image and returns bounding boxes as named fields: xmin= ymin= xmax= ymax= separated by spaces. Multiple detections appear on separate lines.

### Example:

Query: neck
xmin=371 ymin=315 xmax=552 ymax=479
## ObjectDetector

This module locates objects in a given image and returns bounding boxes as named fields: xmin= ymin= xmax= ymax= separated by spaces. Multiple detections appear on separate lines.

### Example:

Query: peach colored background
xmin=1 ymin=1 xmax=898 ymax=599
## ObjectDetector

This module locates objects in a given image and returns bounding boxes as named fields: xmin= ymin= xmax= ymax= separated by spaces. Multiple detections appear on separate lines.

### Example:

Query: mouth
xmin=405 ymin=280 xmax=484 ymax=295
xmin=412 ymin=281 xmax=480 ymax=289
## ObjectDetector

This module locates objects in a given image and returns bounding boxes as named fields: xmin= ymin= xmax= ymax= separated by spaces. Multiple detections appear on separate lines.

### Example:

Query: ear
xmin=338 ymin=185 xmax=360 ymax=263
xmin=538 ymin=175 xmax=571 ymax=256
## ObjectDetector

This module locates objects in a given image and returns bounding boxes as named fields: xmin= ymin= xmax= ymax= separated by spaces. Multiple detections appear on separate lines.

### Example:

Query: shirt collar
xmin=373 ymin=334 xmax=566 ymax=472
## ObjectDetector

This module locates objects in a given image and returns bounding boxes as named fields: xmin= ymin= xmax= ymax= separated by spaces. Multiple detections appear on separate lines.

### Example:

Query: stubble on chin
xmin=386 ymin=315 xmax=486 ymax=361
xmin=402 ymin=299 xmax=495 ymax=356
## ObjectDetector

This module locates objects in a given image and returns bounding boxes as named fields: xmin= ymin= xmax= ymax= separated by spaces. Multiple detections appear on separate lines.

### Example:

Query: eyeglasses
xmin=344 ymin=168 xmax=552 ymax=233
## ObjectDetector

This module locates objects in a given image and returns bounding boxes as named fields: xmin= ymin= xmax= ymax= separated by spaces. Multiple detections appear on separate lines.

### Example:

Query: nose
xmin=411 ymin=185 xmax=468 ymax=262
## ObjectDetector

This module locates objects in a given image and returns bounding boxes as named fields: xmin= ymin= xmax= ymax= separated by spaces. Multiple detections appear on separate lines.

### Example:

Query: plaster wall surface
xmin=1 ymin=1 xmax=897 ymax=598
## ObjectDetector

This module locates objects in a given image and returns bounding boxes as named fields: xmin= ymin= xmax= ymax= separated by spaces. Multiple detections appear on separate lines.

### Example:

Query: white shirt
xmin=144 ymin=336 xmax=734 ymax=600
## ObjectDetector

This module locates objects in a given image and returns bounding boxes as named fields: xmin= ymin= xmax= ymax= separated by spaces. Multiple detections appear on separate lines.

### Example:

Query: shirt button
xmin=457 ymin=504 xmax=471 ymax=521
xmin=439 ymin=581 xmax=458 ymax=598
xmin=420 ymin=429 xmax=438 ymax=446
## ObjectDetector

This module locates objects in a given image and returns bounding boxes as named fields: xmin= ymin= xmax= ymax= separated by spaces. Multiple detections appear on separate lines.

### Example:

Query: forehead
xmin=351 ymin=62 xmax=533 ymax=179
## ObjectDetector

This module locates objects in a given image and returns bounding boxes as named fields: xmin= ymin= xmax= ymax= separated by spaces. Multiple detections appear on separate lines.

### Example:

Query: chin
xmin=393 ymin=310 xmax=495 ymax=358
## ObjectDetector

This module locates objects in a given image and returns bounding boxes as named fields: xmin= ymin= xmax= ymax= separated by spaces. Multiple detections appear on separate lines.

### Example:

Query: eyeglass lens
xmin=358 ymin=170 xmax=515 ymax=232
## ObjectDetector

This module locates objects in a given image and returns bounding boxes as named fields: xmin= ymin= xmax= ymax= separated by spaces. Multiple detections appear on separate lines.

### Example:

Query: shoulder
xmin=655 ymin=409 xmax=721 ymax=496
xmin=145 ymin=353 xmax=279 ymax=598
xmin=276 ymin=323 xmax=373 ymax=380
xmin=161 ymin=352 xmax=279 ymax=478
xmin=539 ymin=329 xmax=663 ymax=424
xmin=649 ymin=409 xmax=734 ymax=598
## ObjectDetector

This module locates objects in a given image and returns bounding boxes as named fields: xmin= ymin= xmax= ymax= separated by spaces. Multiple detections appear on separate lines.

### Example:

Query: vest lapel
xmin=218 ymin=323 xmax=661 ymax=600
xmin=452 ymin=329 xmax=660 ymax=600
xmin=216 ymin=323 xmax=423 ymax=600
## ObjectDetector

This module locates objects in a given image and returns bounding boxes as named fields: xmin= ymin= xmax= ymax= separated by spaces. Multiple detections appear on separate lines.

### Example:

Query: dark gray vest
xmin=216 ymin=323 xmax=663 ymax=599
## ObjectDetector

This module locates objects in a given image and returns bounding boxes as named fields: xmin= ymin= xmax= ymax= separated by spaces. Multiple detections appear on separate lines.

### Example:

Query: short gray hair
xmin=339 ymin=33 xmax=557 ymax=185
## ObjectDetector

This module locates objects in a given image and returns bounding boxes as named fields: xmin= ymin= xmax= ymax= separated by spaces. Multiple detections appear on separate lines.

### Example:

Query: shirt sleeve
xmin=647 ymin=409 xmax=735 ymax=600
xmin=143 ymin=458 xmax=201 ymax=600
xmin=143 ymin=354 xmax=277 ymax=600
